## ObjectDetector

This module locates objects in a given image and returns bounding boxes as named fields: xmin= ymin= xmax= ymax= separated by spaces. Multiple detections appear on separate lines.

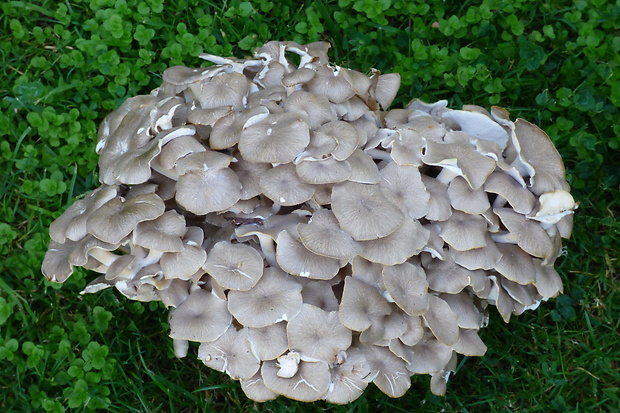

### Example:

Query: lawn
xmin=1 ymin=0 xmax=619 ymax=412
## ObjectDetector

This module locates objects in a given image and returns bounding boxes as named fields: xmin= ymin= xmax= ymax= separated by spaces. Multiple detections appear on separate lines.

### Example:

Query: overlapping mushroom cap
xmin=42 ymin=41 xmax=576 ymax=403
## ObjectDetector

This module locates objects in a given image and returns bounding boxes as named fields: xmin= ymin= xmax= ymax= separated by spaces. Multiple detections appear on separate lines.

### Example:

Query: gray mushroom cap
xmin=359 ymin=344 xmax=411 ymax=398
xmin=49 ymin=185 xmax=119 ymax=244
xmin=382 ymin=262 xmax=429 ymax=316
xmin=203 ymin=241 xmax=264 ymax=290
xmin=247 ymin=322 xmax=289 ymax=361
xmin=261 ymin=359 xmax=331 ymax=402
xmin=238 ymin=112 xmax=311 ymax=164
xmin=168 ymin=288 xmax=232 ymax=342
xmin=132 ymin=210 xmax=186 ymax=252
xmin=287 ymin=304 xmax=352 ymax=363
xmin=323 ymin=348 xmax=372 ymax=404
xmin=259 ymin=163 xmax=315 ymax=206
xmin=297 ymin=209 xmax=363 ymax=260
xmin=331 ymin=181 xmax=404 ymax=241
xmin=227 ymin=267 xmax=303 ymax=328
xmin=275 ymin=230 xmax=340 ymax=280
xmin=87 ymin=192 xmax=166 ymax=244
xmin=339 ymin=277 xmax=391 ymax=332
xmin=197 ymin=326 xmax=260 ymax=380
xmin=513 ymin=119 xmax=570 ymax=195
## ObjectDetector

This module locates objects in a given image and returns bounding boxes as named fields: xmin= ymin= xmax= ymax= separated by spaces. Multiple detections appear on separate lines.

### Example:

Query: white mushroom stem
xmin=173 ymin=339 xmax=190 ymax=358
xmin=255 ymin=233 xmax=277 ymax=267
xmin=435 ymin=168 xmax=460 ymax=185
xmin=88 ymin=248 xmax=119 ymax=268
xmin=142 ymin=249 xmax=164 ymax=266
xmin=364 ymin=148 xmax=393 ymax=161
xmin=276 ymin=351 xmax=301 ymax=378
xmin=492 ymin=194 xmax=508 ymax=209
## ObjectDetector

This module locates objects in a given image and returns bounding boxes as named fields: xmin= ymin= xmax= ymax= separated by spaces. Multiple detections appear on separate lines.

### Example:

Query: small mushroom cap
xmin=307 ymin=66 xmax=355 ymax=104
xmin=405 ymin=332 xmax=454 ymax=374
xmin=379 ymin=162 xmax=430 ymax=220
xmin=371 ymin=72 xmax=401 ymax=110
xmin=203 ymin=241 xmax=264 ymax=291
xmin=261 ymin=359 xmax=331 ymax=402
xmin=331 ymin=181 xmax=404 ymax=241
xmin=132 ymin=210 xmax=186 ymax=252
xmin=358 ymin=344 xmax=411 ymax=398
xmin=439 ymin=292 xmax=485 ymax=329
xmin=247 ymin=322 xmax=289 ymax=361
xmin=360 ymin=218 xmax=430 ymax=266
xmin=514 ymin=119 xmax=569 ymax=195
xmin=493 ymin=207 xmax=554 ymax=261
xmin=198 ymin=326 xmax=260 ymax=380
xmin=382 ymin=262 xmax=429 ymax=316
xmin=49 ymin=185 xmax=119 ymax=243
xmin=346 ymin=149 xmax=381 ymax=184
xmin=168 ymin=288 xmax=232 ymax=342
xmin=240 ymin=371 xmax=278 ymax=402
xmin=316 ymin=120 xmax=360 ymax=161
xmin=227 ymin=267 xmax=303 ymax=328
xmin=422 ymin=295 xmax=460 ymax=346
xmin=447 ymin=176 xmax=490 ymax=215
xmin=161 ymin=239 xmax=207 ymax=280
xmin=87 ymin=193 xmax=166 ymax=244
xmin=323 ymin=348 xmax=372 ymax=404
xmin=275 ymin=230 xmax=340 ymax=280
xmin=297 ymin=209 xmax=363 ymax=259
xmin=529 ymin=189 xmax=576 ymax=224
xmin=295 ymin=157 xmax=352 ymax=185
xmin=441 ymin=109 xmax=509 ymax=149
xmin=450 ymin=233 xmax=502 ymax=271
xmin=339 ymin=277 xmax=391 ymax=332
xmin=484 ymin=171 xmax=536 ymax=215
xmin=423 ymin=141 xmax=496 ymax=190
xmin=533 ymin=259 xmax=564 ymax=298
xmin=437 ymin=210 xmax=488 ymax=252
xmin=287 ymin=304 xmax=352 ymax=363
xmin=175 ymin=166 xmax=242 ymax=215
xmin=300 ymin=280 xmax=340 ymax=311
xmin=421 ymin=176 xmax=453 ymax=221
xmin=259 ymin=164 xmax=315 ymax=206
xmin=283 ymin=90 xmax=336 ymax=129
xmin=42 ymin=239 xmax=77 ymax=283
xmin=238 ymin=112 xmax=311 ymax=164
xmin=189 ymin=72 xmax=249 ymax=111
xmin=493 ymin=243 xmax=536 ymax=285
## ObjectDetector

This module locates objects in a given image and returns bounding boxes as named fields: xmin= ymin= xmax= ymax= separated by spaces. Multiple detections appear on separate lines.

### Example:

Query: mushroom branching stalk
xmin=42 ymin=40 xmax=576 ymax=403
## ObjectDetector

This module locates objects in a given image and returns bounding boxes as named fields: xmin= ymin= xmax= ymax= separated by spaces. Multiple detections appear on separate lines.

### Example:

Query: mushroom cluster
xmin=42 ymin=41 xmax=576 ymax=403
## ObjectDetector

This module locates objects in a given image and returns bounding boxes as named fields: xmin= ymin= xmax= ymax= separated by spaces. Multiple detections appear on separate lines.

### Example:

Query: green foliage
xmin=1 ymin=0 xmax=619 ymax=412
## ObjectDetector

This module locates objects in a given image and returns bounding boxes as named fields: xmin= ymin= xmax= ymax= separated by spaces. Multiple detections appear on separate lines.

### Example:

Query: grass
xmin=1 ymin=0 xmax=619 ymax=411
